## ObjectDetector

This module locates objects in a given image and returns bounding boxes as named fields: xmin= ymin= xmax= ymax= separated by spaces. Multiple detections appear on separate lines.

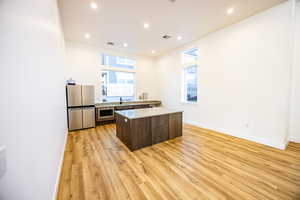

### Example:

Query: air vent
xmin=107 ymin=42 xmax=114 ymax=46
xmin=162 ymin=35 xmax=171 ymax=39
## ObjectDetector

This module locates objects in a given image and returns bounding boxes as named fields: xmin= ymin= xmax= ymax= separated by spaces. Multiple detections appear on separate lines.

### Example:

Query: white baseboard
xmin=289 ymin=138 xmax=300 ymax=143
xmin=52 ymin=131 xmax=69 ymax=200
xmin=184 ymin=120 xmax=287 ymax=150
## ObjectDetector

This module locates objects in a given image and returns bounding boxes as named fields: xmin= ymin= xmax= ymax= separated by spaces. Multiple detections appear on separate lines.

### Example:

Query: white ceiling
xmin=58 ymin=0 xmax=286 ymax=56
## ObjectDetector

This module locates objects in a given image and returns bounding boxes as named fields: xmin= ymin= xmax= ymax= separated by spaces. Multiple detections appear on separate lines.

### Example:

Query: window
xmin=102 ymin=54 xmax=136 ymax=70
xmin=182 ymin=48 xmax=198 ymax=103
xmin=101 ymin=54 xmax=136 ymax=102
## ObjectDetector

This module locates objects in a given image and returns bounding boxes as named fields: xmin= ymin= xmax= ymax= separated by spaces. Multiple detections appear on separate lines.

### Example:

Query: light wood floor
xmin=56 ymin=123 xmax=300 ymax=200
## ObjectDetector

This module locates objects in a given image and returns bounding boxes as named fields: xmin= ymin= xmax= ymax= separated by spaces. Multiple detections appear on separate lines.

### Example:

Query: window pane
xmin=101 ymin=70 xmax=135 ymax=102
xmin=102 ymin=54 xmax=136 ymax=70
xmin=184 ymin=65 xmax=197 ymax=102
xmin=182 ymin=48 xmax=198 ymax=64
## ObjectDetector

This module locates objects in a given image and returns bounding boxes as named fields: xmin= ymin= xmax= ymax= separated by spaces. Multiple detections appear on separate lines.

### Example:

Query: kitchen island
xmin=115 ymin=107 xmax=183 ymax=151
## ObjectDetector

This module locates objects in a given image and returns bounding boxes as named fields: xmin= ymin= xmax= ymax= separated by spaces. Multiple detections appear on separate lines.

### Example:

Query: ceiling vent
xmin=169 ymin=0 xmax=176 ymax=2
xmin=162 ymin=35 xmax=171 ymax=39
xmin=107 ymin=42 xmax=114 ymax=46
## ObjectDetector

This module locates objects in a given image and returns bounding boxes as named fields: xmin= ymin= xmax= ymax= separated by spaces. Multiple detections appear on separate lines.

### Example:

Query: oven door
xmin=97 ymin=107 xmax=115 ymax=122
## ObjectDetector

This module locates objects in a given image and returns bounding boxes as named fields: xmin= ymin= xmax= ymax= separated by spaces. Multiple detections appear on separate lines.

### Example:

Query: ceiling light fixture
xmin=143 ymin=23 xmax=150 ymax=29
xmin=84 ymin=33 xmax=91 ymax=39
xmin=177 ymin=36 xmax=182 ymax=40
xmin=107 ymin=41 xmax=114 ymax=46
xmin=162 ymin=35 xmax=171 ymax=39
xmin=90 ymin=2 xmax=98 ymax=9
xmin=227 ymin=8 xmax=234 ymax=15
xmin=151 ymin=50 xmax=156 ymax=54
xmin=123 ymin=43 xmax=128 ymax=47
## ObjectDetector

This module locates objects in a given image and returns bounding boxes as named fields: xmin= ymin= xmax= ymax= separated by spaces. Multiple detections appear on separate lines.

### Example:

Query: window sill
xmin=180 ymin=101 xmax=198 ymax=105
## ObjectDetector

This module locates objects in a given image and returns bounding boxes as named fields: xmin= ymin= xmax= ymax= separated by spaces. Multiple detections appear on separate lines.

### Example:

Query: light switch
xmin=0 ymin=146 xmax=6 ymax=179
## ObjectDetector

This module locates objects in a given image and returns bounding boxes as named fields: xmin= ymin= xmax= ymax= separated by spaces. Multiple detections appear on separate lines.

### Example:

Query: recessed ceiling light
xmin=90 ymin=2 xmax=98 ymax=9
xmin=227 ymin=8 xmax=234 ymax=15
xmin=123 ymin=43 xmax=128 ymax=47
xmin=177 ymin=36 xmax=182 ymax=40
xmin=143 ymin=23 xmax=150 ymax=29
xmin=84 ymin=33 xmax=91 ymax=39
xmin=151 ymin=50 xmax=156 ymax=54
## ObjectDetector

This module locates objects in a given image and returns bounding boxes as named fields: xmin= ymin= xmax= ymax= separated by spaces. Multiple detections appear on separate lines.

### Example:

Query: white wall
xmin=0 ymin=0 xmax=67 ymax=200
xmin=289 ymin=1 xmax=300 ymax=143
xmin=155 ymin=1 xmax=293 ymax=149
xmin=64 ymin=41 xmax=159 ymax=102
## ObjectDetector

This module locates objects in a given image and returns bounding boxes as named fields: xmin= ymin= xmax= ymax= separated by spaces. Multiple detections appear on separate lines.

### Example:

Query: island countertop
xmin=115 ymin=107 xmax=183 ymax=119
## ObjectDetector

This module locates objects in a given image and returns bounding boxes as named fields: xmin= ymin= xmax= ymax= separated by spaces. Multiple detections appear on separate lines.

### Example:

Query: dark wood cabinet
xmin=131 ymin=118 xmax=152 ymax=150
xmin=151 ymin=115 xmax=169 ymax=144
xmin=116 ymin=114 xmax=131 ymax=148
xmin=169 ymin=112 xmax=182 ymax=139
xmin=116 ymin=111 xmax=182 ymax=151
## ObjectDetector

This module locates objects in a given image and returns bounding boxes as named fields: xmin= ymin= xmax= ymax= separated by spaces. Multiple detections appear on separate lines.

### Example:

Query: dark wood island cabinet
xmin=115 ymin=107 xmax=183 ymax=151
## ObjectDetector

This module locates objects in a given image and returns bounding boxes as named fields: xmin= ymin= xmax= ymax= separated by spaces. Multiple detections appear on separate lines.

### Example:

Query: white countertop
xmin=115 ymin=107 xmax=183 ymax=119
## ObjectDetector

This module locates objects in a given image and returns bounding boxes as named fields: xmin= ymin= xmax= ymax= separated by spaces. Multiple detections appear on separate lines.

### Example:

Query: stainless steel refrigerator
xmin=67 ymin=85 xmax=95 ymax=131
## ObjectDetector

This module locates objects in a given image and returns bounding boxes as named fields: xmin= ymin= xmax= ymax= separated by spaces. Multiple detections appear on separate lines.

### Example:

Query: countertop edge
xmin=95 ymin=100 xmax=162 ymax=108
xmin=115 ymin=110 xmax=183 ymax=120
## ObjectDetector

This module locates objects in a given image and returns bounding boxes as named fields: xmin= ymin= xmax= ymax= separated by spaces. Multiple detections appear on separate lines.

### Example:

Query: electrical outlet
xmin=0 ymin=146 xmax=6 ymax=179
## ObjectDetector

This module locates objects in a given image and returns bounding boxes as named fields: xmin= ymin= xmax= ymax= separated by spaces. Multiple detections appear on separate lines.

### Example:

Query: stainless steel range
xmin=66 ymin=85 xmax=95 ymax=131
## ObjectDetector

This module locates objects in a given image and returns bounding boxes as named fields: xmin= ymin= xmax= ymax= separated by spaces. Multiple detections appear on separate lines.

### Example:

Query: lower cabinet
xmin=151 ymin=115 xmax=169 ymax=145
xmin=169 ymin=113 xmax=182 ymax=139
xmin=131 ymin=118 xmax=152 ymax=150
xmin=116 ymin=114 xmax=131 ymax=148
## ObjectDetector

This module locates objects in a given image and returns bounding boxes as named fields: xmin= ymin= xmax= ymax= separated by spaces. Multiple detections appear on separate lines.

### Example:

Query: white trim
xmin=287 ymin=0 xmax=298 ymax=143
xmin=52 ymin=131 xmax=69 ymax=200
xmin=180 ymin=101 xmax=198 ymax=105
xmin=184 ymin=120 xmax=287 ymax=150
xmin=182 ymin=62 xmax=198 ymax=68
xmin=101 ymin=54 xmax=136 ymax=71
xmin=289 ymin=138 xmax=300 ymax=143
xmin=101 ymin=65 xmax=136 ymax=73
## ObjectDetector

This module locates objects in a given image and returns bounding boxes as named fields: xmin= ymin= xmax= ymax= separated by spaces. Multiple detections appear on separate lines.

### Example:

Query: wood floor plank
xmin=56 ymin=123 xmax=300 ymax=200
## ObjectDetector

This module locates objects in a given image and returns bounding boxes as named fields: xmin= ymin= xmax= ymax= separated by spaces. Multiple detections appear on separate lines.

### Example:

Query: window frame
xmin=181 ymin=48 xmax=199 ymax=104
xmin=102 ymin=54 xmax=136 ymax=70
xmin=100 ymin=54 xmax=137 ymax=102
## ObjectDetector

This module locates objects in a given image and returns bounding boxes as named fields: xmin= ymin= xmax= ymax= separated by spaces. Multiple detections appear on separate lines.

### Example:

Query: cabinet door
xmin=82 ymin=107 xmax=95 ymax=128
xmin=116 ymin=114 xmax=131 ymax=148
xmin=151 ymin=115 xmax=169 ymax=144
xmin=169 ymin=113 xmax=182 ymax=139
xmin=67 ymin=85 xmax=82 ymax=107
xmin=68 ymin=108 xmax=82 ymax=131
xmin=131 ymin=118 xmax=151 ymax=150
